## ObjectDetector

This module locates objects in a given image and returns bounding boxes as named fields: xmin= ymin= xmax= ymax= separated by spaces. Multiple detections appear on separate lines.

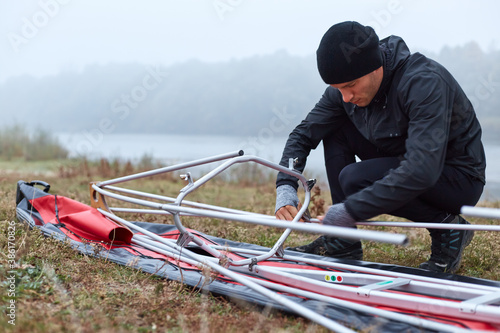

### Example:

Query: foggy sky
xmin=1 ymin=0 xmax=499 ymax=83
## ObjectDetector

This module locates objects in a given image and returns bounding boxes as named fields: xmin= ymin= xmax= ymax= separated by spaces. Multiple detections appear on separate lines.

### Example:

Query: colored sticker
xmin=324 ymin=275 xmax=343 ymax=283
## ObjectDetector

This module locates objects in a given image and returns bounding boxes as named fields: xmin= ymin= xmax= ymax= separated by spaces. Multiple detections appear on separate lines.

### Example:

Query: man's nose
xmin=341 ymin=90 xmax=353 ymax=103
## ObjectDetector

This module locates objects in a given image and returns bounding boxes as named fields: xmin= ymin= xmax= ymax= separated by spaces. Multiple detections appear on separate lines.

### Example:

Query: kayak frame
xmin=87 ymin=151 xmax=500 ymax=332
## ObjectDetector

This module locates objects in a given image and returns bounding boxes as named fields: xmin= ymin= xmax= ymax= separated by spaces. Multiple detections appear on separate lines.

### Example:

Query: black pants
xmin=323 ymin=121 xmax=484 ymax=222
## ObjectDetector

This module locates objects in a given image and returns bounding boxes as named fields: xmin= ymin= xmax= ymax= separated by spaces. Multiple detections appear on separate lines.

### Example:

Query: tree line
xmin=1 ymin=43 xmax=499 ymax=141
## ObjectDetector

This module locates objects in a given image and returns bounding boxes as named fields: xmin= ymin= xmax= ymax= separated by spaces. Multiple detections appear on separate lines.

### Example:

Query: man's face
xmin=329 ymin=66 xmax=383 ymax=107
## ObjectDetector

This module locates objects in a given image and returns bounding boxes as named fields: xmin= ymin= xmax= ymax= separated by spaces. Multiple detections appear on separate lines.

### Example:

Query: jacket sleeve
xmin=344 ymin=71 xmax=454 ymax=220
xmin=276 ymin=87 xmax=348 ymax=190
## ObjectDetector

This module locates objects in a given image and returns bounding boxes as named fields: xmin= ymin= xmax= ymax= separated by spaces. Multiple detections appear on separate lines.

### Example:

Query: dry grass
xmin=0 ymin=160 xmax=327 ymax=333
xmin=1 ymin=158 xmax=499 ymax=332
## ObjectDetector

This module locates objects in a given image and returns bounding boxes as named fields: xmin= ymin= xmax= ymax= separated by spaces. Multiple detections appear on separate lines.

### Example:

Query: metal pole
xmin=103 ymin=213 xmax=357 ymax=333
xmin=355 ymin=221 xmax=500 ymax=231
xmin=97 ymin=150 xmax=244 ymax=187
xmin=247 ymin=274 xmax=490 ymax=333
xmin=103 ymin=185 xmax=269 ymax=218
xmin=108 ymin=206 xmax=500 ymax=231
xmin=160 ymin=204 xmax=408 ymax=245
xmin=97 ymin=154 xmax=316 ymax=265
xmin=92 ymin=185 xmax=408 ymax=245
xmin=250 ymin=263 xmax=500 ymax=324
xmin=133 ymin=235 xmax=490 ymax=333
xmin=167 ymin=155 xmax=314 ymax=265
xmin=461 ymin=205 xmax=500 ymax=219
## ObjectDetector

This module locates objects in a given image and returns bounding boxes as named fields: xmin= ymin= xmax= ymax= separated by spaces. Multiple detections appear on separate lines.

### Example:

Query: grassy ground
xmin=1 ymin=159 xmax=500 ymax=332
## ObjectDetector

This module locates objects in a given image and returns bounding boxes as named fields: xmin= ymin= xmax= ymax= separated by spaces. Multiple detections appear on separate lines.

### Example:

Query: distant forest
xmin=1 ymin=42 xmax=499 ymax=142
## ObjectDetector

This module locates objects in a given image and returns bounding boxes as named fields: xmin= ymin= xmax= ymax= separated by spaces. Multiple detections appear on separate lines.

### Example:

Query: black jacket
xmin=276 ymin=36 xmax=486 ymax=220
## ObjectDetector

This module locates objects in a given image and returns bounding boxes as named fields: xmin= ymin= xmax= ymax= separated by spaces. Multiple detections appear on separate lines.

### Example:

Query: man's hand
xmin=276 ymin=203 xmax=303 ymax=221
xmin=275 ymin=184 xmax=313 ymax=222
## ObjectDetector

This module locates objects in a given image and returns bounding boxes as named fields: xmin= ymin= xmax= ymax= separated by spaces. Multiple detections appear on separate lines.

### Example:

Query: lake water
xmin=56 ymin=132 xmax=500 ymax=201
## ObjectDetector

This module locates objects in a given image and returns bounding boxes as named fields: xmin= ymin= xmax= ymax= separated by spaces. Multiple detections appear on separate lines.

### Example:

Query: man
xmin=275 ymin=21 xmax=486 ymax=274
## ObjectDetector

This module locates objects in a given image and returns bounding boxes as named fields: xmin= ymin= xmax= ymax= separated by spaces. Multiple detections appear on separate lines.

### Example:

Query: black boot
xmin=419 ymin=215 xmax=474 ymax=274
xmin=286 ymin=235 xmax=363 ymax=260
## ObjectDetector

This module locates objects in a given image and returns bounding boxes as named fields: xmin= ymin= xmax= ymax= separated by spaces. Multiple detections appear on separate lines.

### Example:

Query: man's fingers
xmin=276 ymin=205 xmax=297 ymax=220
xmin=276 ymin=205 xmax=306 ymax=222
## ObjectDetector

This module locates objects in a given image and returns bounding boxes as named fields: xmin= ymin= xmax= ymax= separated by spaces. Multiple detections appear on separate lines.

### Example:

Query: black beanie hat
xmin=316 ymin=21 xmax=383 ymax=84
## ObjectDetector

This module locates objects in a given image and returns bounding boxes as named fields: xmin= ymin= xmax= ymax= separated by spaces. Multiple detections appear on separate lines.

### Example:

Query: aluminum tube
xmin=206 ymin=244 xmax=500 ymax=294
xmin=248 ymin=275 xmax=489 ymax=333
xmin=109 ymin=207 xmax=183 ymax=215
xmin=103 ymin=154 xmax=312 ymax=259
xmin=133 ymin=235 xmax=485 ymax=333
xmin=278 ymin=255 xmax=500 ymax=294
xmin=461 ymin=206 xmax=500 ymax=219
xmin=108 ymin=207 xmax=260 ymax=219
xmin=177 ymin=155 xmax=307 ymax=197
xmin=110 ymin=208 xmax=500 ymax=231
xmin=135 ymin=234 xmax=177 ymax=245
xmin=98 ymin=154 xmax=316 ymax=263
xmin=97 ymin=150 xmax=244 ymax=187
xmin=252 ymin=264 xmax=500 ymax=324
xmin=256 ymin=266 xmax=494 ymax=299
xmin=92 ymin=185 xmax=408 ymax=245
xmin=226 ymin=228 xmax=293 ymax=267
xmin=104 ymin=185 xmax=269 ymax=217
xmin=95 ymin=185 xmax=292 ymax=265
xmin=356 ymin=221 xmax=500 ymax=231
xmin=172 ymin=155 xmax=312 ymax=223
xmin=138 ymin=234 xmax=500 ymax=312
xmin=92 ymin=184 xmax=170 ymax=210
xmin=128 ymin=227 xmax=356 ymax=332
xmin=161 ymin=204 xmax=408 ymax=245
xmin=202 ymin=241 xmax=500 ymax=294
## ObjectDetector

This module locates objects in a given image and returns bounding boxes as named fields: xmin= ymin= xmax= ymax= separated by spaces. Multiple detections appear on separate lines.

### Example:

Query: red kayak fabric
xmin=30 ymin=195 xmax=133 ymax=243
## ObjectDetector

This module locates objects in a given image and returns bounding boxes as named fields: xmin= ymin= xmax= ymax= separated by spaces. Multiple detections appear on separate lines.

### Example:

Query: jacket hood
xmin=382 ymin=35 xmax=411 ymax=72
xmin=372 ymin=35 xmax=411 ymax=104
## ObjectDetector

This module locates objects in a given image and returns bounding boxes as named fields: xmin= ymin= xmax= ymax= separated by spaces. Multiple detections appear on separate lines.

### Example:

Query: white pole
xmin=101 ymin=211 xmax=357 ymax=333
xmin=161 ymin=204 xmax=409 ymax=245
xmin=248 ymin=275 xmax=490 ymax=333
xmin=93 ymin=185 xmax=408 ymax=245
xmin=461 ymin=206 xmax=500 ymax=219
xmin=97 ymin=150 xmax=244 ymax=186
xmin=133 ymin=235 xmax=489 ymax=333
xmin=355 ymin=221 xmax=500 ymax=231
